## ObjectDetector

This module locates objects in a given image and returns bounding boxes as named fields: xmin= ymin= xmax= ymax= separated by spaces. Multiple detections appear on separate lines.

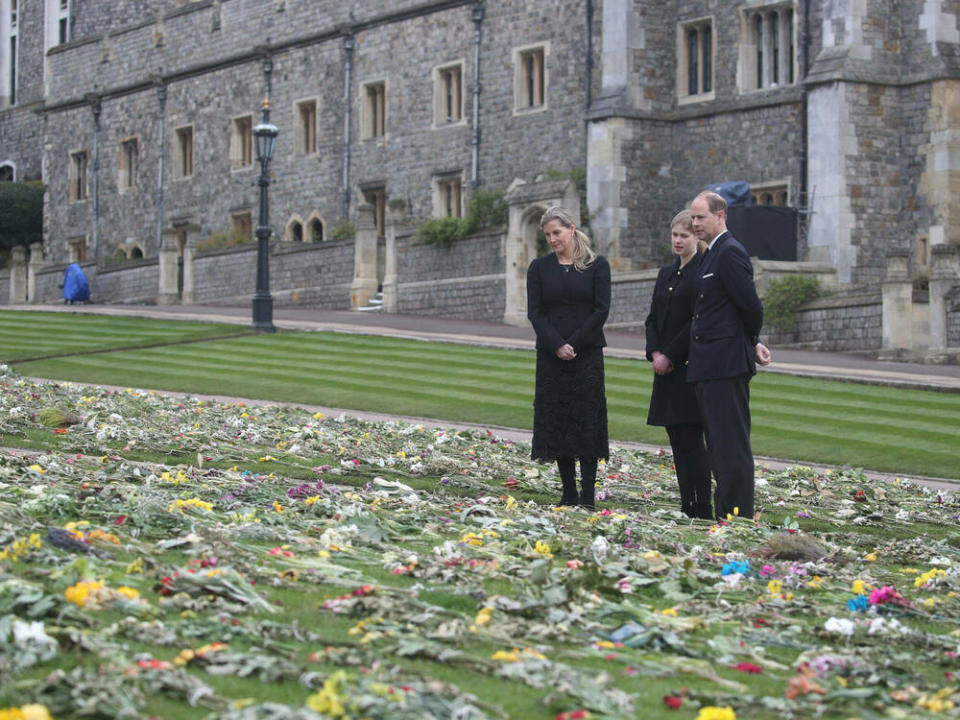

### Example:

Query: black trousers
xmin=665 ymin=423 xmax=712 ymax=517
xmin=696 ymin=374 xmax=754 ymax=519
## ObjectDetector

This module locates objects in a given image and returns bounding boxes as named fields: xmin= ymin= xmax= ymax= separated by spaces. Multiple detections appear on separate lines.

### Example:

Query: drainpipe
xmin=799 ymin=0 xmax=809 ymax=209
xmin=585 ymin=0 xmax=593 ymax=109
xmin=89 ymin=95 xmax=102 ymax=264
xmin=341 ymin=34 xmax=355 ymax=220
xmin=155 ymin=81 xmax=167 ymax=256
xmin=470 ymin=2 xmax=484 ymax=189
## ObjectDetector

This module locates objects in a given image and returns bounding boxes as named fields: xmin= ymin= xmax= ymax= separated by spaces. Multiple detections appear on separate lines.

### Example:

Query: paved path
xmin=7 ymin=303 xmax=960 ymax=488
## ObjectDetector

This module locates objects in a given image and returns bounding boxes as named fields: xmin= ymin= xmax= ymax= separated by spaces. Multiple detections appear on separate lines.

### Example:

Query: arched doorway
xmin=502 ymin=178 xmax=580 ymax=325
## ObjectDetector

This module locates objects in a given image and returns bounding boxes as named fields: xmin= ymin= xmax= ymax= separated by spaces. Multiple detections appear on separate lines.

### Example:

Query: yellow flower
xmin=116 ymin=586 xmax=140 ymax=600
xmin=696 ymin=707 xmax=736 ymax=720
xmin=806 ymin=575 xmax=824 ymax=589
xmin=27 ymin=464 xmax=47 ymax=474
xmin=915 ymin=568 xmax=946 ymax=588
xmin=767 ymin=580 xmax=783 ymax=595
xmin=272 ymin=501 xmax=284 ymax=513
xmin=168 ymin=497 xmax=213 ymax=513
xmin=533 ymin=540 xmax=553 ymax=559
xmin=126 ymin=558 xmax=144 ymax=574
xmin=505 ymin=496 xmax=518 ymax=511
xmin=306 ymin=671 xmax=350 ymax=717
xmin=661 ymin=607 xmax=678 ymax=616
xmin=305 ymin=495 xmax=321 ymax=505
xmin=312 ymin=412 xmax=325 ymax=420
xmin=64 ymin=580 xmax=104 ymax=607
xmin=851 ymin=579 xmax=866 ymax=595
xmin=864 ymin=552 xmax=878 ymax=562
xmin=491 ymin=650 xmax=520 ymax=662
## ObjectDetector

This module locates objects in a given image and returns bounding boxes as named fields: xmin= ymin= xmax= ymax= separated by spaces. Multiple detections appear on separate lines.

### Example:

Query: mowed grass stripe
xmin=131 ymin=341 xmax=537 ymax=397
xmin=18 ymin=352 xmax=538 ymax=423
xmin=750 ymin=422 xmax=960 ymax=475
xmin=753 ymin=374 xmax=960 ymax=414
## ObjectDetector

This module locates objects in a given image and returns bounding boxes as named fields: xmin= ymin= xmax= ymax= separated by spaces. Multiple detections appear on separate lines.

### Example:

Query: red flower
xmin=504 ymin=477 xmax=520 ymax=488
xmin=114 ymin=515 xmax=127 ymax=525
xmin=663 ymin=695 xmax=683 ymax=709
xmin=733 ymin=662 xmax=763 ymax=674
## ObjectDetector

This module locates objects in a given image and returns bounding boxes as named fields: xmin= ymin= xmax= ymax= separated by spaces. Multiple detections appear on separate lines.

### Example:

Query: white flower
xmin=824 ymin=617 xmax=855 ymax=636
xmin=13 ymin=619 xmax=56 ymax=649
xmin=590 ymin=535 xmax=609 ymax=564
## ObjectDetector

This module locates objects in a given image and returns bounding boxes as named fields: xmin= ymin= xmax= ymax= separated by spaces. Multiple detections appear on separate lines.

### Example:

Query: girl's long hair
xmin=540 ymin=205 xmax=596 ymax=271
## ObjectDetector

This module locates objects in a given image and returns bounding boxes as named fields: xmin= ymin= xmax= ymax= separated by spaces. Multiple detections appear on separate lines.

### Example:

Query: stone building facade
xmin=1 ymin=0 xmax=959 ymax=357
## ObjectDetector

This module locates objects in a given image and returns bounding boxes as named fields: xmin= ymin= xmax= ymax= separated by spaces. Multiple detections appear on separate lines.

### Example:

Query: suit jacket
xmin=527 ymin=253 xmax=611 ymax=353
xmin=645 ymin=253 xmax=701 ymax=426
xmin=687 ymin=232 xmax=763 ymax=383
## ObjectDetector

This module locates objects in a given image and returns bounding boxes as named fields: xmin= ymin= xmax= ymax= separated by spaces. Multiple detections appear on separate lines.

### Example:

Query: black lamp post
xmin=251 ymin=59 xmax=279 ymax=332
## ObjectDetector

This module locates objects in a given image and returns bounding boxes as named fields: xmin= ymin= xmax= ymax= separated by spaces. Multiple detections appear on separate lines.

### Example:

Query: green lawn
xmin=2 ymin=310 xmax=959 ymax=479
xmin=0 ymin=310 xmax=251 ymax=361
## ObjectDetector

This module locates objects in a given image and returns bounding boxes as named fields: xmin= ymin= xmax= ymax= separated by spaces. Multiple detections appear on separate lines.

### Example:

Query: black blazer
xmin=527 ymin=253 xmax=611 ymax=353
xmin=687 ymin=232 xmax=763 ymax=383
xmin=645 ymin=254 xmax=701 ymax=426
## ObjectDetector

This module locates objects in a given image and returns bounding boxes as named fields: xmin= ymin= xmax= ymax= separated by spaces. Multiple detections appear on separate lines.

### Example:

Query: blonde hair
xmin=540 ymin=205 xmax=596 ymax=271
xmin=671 ymin=209 xmax=706 ymax=254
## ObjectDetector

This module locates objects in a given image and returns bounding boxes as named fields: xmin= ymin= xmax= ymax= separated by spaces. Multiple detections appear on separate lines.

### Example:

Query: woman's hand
xmin=651 ymin=351 xmax=674 ymax=375
xmin=556 ymin=344 xmax=577 ymax=361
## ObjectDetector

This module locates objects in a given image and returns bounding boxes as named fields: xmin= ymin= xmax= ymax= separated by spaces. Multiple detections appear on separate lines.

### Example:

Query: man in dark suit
xmin=687 ymin=191 xmax=771 ymax=519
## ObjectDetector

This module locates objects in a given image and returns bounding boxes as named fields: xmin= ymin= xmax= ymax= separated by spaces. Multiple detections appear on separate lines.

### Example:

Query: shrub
xmin=0 ymin=182 xmax=44 ymax=266
xmin=417 ymin=189 xmax=508 ymax=248
xmin=196 ymin=228 xmax=255 ymax=253
xmin=330 ymin=220 xmax=355 ymax=241
xmin=417 ymin=217 xmax=468 ymax=248
xmin=764 ymin=275 xmax=823 ymax=332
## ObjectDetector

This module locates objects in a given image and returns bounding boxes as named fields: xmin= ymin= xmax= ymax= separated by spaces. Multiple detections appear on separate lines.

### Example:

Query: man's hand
xmin=651 ymin=351 xmax=674 ymax=375
xmin=556 ymin=344 xmax=577 ymax=361
xmin=755 ymin=342 xmax=772 ymax=366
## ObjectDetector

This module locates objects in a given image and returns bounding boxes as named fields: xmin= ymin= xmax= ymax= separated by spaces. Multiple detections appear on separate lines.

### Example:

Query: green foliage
xmin=763 ymin=275 xmax=823 ymax=332
xmin=463 ymin=189 xmax=508 ymax=231
xmin=196 ymin=228 xmax=255 ymax=253
xmin=329 ymin=220 xmax=355 ymax=241
xmin=0 ymin=181 xmax=44 ymax=254
xmin=418 ymin=189 xmax=508 ymax=248
xmin=416 ymin=216 xmax=468 ymax=247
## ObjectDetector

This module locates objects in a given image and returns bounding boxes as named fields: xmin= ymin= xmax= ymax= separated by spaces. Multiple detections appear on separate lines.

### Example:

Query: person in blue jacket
xmin=527 ymin=206 xmax=611 ymax=509
xmin=687 ymin=191 xmax=772 ymax=520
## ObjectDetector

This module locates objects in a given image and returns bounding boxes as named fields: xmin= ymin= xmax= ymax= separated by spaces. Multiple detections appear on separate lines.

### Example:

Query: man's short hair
xmin=696 ymin=191 xmax=727 ymax=216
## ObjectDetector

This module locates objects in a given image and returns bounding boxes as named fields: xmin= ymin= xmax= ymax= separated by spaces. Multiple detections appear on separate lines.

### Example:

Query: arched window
xmin=310 ymin=218 xmax=324 ymax=242
xmin=130 ymin=246 xmax=144 ymax=259
xmin=0 ymin=164 xmax=14 ymax=182
xmin=285 ymin=216 xmax=305 ymax=243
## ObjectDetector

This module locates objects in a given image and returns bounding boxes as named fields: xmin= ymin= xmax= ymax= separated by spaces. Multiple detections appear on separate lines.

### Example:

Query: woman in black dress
xmin=645 ymin=210 xmax=712 ymax=519
xmin=527 ymin=206 xmax=610 ymax=509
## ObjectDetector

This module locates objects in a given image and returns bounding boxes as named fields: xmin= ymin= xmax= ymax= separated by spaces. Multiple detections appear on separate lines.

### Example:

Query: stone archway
xmin=158 ymin=222 xmax=200 ymax=304
xmin=502 ymin=178 xmax=580 ymax=326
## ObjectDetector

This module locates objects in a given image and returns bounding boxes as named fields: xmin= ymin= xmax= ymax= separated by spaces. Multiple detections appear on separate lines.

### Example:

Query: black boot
xmin=556 ymin=457 xmax=579 ymax=506
xmin=579 ymin=457 xmax=597 ymax=510
xmin=692 ymin=501 xmax=714 ymax=520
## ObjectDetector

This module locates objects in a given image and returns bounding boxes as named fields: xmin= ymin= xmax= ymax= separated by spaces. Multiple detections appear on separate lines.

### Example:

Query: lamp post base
xmin=251 ymin=294 xmax=276 ymax=333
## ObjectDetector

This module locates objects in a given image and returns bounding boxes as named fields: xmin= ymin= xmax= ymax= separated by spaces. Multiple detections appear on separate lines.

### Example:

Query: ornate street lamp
xmin=251 ymin=58 xmax=278 ymax=332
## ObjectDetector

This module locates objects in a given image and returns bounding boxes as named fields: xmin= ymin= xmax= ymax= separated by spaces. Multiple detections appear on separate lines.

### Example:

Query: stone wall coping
xmin=588 ymin=85 xmax=804 ymax=123
xmin=98 ymin=257 xmax=159 ymax=275
xmin=754 ymin=260 xmax=837 ymax=274
xmin=800 ymin=292 xmax=882 ymax=311
xmin=399 ymin=273 xmax=505 ymax=289
xmin=611 ymin=269 xmax=659 ymax=283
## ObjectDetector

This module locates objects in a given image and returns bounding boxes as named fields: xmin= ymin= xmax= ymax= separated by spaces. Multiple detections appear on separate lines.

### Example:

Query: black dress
xmin=527 ymin=253 xmax=611 ymax=462
xmin=645 ymin=254 xmax=701 ymax=427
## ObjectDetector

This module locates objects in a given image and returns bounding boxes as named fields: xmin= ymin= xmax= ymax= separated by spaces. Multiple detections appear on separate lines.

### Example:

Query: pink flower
xmin=760 ymin=565 xmax=777 ymax=577
xmin=868 ymin=586 xmax=904 ymax=605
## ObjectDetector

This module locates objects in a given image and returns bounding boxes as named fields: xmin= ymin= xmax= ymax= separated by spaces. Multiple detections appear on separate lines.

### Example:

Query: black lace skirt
xmin=531 ymin=347 xmax=609 ymax=462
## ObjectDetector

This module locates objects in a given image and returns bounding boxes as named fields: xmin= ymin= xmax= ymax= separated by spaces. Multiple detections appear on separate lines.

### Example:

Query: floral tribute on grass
xmin=1 ymin=364 xmax=960 ymax=718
